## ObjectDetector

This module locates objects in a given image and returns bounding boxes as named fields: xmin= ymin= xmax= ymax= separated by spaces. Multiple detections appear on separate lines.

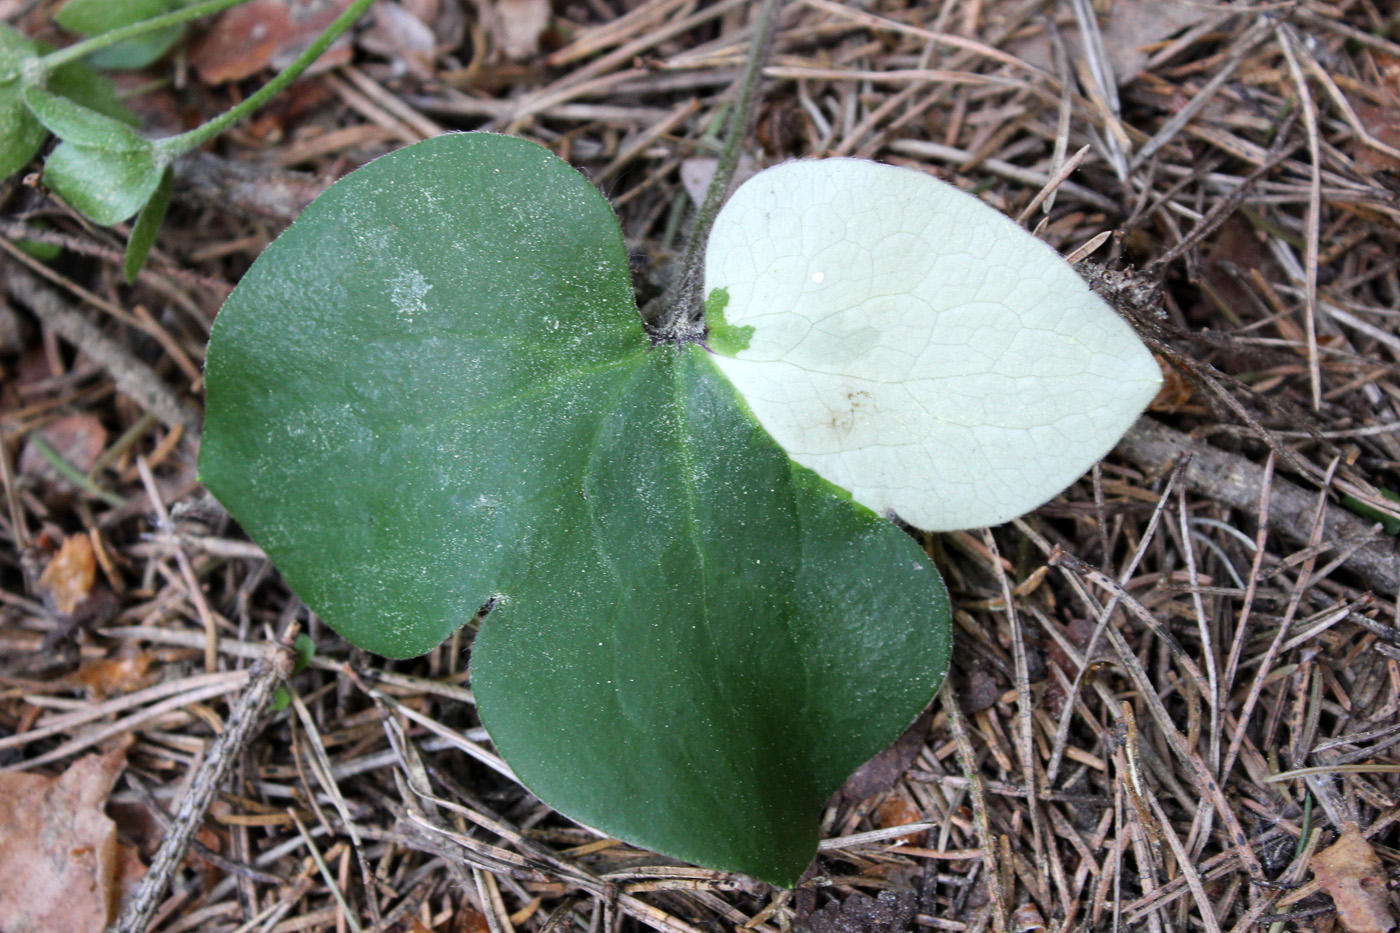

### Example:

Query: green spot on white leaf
xmin=703 ymin=286 xmax=753 ymax=356
xmin=704 ymin=157 xmax=1163 ymax=532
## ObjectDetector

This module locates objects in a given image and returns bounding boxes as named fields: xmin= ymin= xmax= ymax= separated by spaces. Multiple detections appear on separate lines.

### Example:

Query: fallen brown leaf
xmin=66 ymin=651 xmax=153 ymax=699
xmin=839 ymin=709 xmax=931 ymax=803
xmin=1352 ymin=101 xmax=1400 ymax=176
xmin=1313 ymin=830 xmax=1397 ymax=933
xmin=37 ymin=533 xmax=96 ymax=615
xmin=874 ymin=793 xmax=927 ymax=846
xmin=451 ymin=904 xmax=491 ymax=933
xmin=190 ymin=0 xmax=355 ymax=84
xmin=680 ymin=156 xmax=758 ymax=205
xmin=0 ymin=746 xmax=146 ymax=933
xmin=1011 ymin=0 xmax=1212 ymax=83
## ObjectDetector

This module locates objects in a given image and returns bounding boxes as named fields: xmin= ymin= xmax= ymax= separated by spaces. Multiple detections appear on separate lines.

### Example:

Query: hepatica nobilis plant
xmin=201 ymin=132 xmax=1161 ymax=885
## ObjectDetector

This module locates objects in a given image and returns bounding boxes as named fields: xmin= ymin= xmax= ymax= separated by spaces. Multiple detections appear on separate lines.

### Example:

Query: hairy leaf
xmin=0 ymin=25 xmax=46 ymax=178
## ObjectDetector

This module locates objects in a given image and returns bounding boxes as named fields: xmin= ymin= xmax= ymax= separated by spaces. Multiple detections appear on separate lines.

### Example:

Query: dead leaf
xmin=66 ymin=651 xmax=153 ymax=699
xmin=190 ymin=0 xmax=355 ymax=84
xmin=37 ymin=533 xmax=96 ymax=615
xmin=1148 ymin=357 xmax=1194 ymax=413
xmin=450 ymin=905 xmax=491 ymax=933
xmin=0 ymin=746 xmax=146 ymax=933
xmin=482 ymin=0 xmax=550 ymax=62
xmin=756 ymin=100 xmax=814 ymax=156
xmin=1012 ymin=904 xmax=1047 ymax=933
xmin=839 ymin=710 xmax=932 ymax=803
xmin=1352 ymin=101 xmax=1400 ymax=176
xmin=680 ymin=156 xmax=758 ymax=205
xmin=1313 ymin=830 xmax=1397 ymax=933
xmin=1010 ymin=0 xmax=1213 ymax=84
xmin=401 ymin=0 xmax=437 ymax=23
xmin=361 ymin=2 xmax=437 ymax=79
xmin=962 ymin=667 xmax=1001 ymax=714
xmin=874 ymin=793 xmax=927 ymax=846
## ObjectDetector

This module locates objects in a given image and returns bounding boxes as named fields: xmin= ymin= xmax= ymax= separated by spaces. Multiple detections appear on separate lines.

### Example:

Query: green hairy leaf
xmin=0 ymin=25 xmax=47 ymax=178
xmin=0 ymin=23 xmax=135 ymax=181
xmin=202 ymin=133 xmax=952 ymax=885
xmin=42 ymin=137 xmax=163 ymax=225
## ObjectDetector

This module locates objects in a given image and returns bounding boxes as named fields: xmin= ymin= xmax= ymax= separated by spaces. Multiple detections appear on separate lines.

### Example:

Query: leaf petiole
xmin=656 ymin=0 xmax=783 ymax=342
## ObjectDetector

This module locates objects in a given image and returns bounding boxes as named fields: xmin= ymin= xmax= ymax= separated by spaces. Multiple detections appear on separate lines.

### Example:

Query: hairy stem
xmin=159 ymin=0 xmax=377 ymax=156
xmin=654 ymin=0 xmax=783 ymax=341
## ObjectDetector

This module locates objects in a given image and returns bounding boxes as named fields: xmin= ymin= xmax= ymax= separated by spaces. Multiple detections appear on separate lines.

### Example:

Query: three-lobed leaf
xmin=201 ymin=133 xmax=952 ymax=886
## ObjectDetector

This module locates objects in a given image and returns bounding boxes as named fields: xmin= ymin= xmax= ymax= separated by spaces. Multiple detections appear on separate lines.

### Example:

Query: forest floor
xmin=3 ymin=0 xmax=1400 ymax=931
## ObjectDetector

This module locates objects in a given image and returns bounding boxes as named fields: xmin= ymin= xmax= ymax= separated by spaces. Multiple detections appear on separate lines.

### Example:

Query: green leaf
xmin=46 ymin=60 xmax=140 ymax=124
xmin=201 ymin=133 xmax=951 ymax=886
xmin=291 ymin=632 xmax=316 ymax=673
xmin=55 ymin=0 xmax=182 ymax=70
xmin=55 ymin=0 xmax=176 ymax=35
xmin=0 ymin=26 xmax=45 ymax=178
xmin=0 ymin=80 xmax=46 ymax=178
xmin=0 ymin=21 xmax=141 ymax=182
xmin=16 ymin=220 xmax=64 ymax=261
xmin=124 ymin=165 xmax=173 ymax=281
xmin=0 ymin=22 xmax=39 ymax=70
xmin=43 ymin=136 xmax=163 ymax=224
xmin=17 ymin=238 xmax=63 ymax=261
xmin=83 ymin=28 xmax=182 ymax=70
xmin=23 ymin=85 xmax=147 ymax=149
xmin=703 ymin=286 xmax=753 ymax=356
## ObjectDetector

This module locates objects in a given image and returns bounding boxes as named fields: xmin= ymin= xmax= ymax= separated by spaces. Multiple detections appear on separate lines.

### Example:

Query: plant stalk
xmin=159 ymin=0 xmax=377 ymax=156
xmin=657 ymin=0 xmax=783 ymax=340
